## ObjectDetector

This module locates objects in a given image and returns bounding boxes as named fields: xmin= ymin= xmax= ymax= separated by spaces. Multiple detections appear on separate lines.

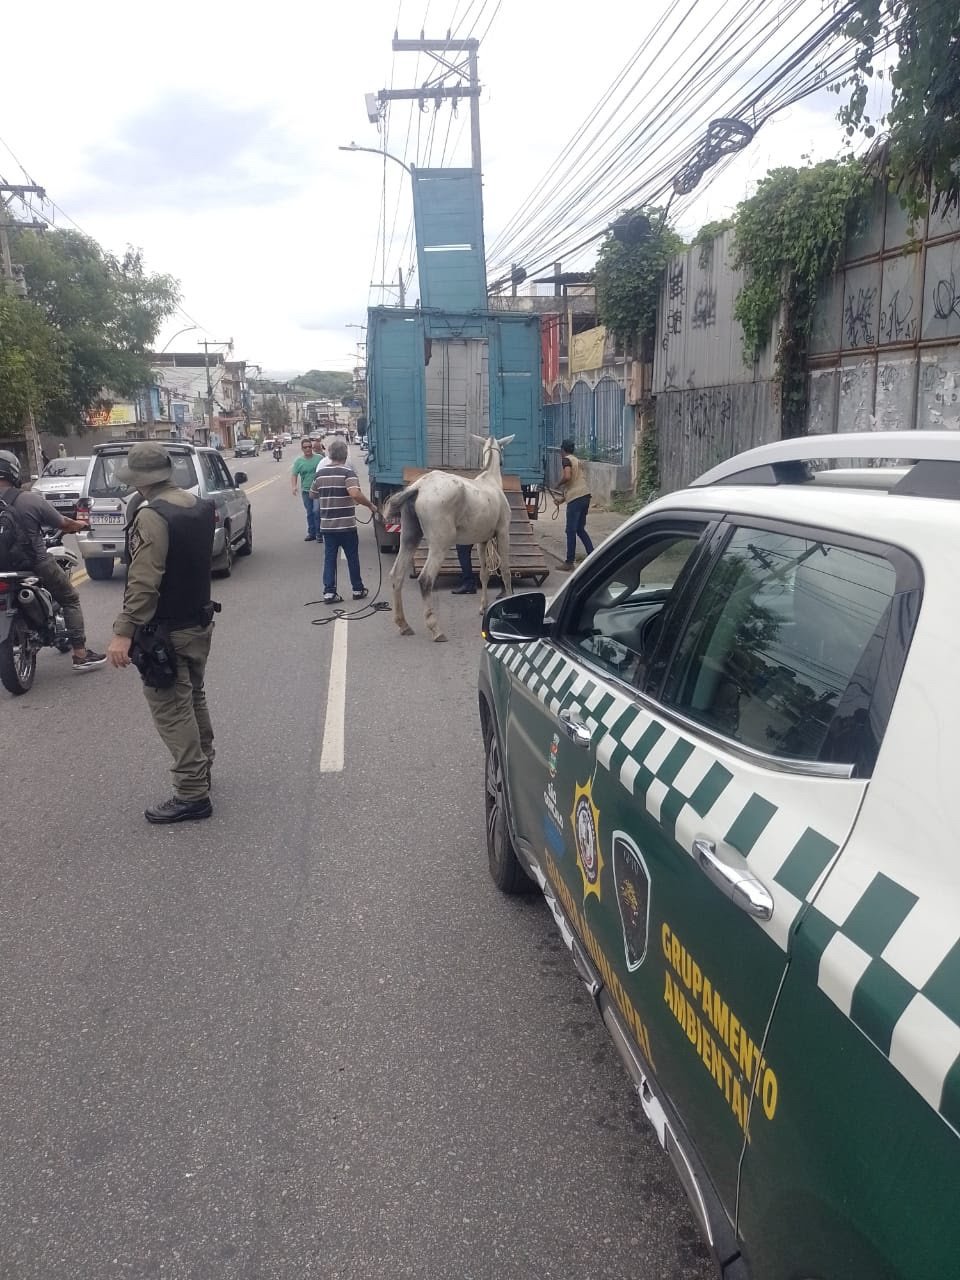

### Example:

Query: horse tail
xmin=383 ymin=483 xmax=420 ymax=520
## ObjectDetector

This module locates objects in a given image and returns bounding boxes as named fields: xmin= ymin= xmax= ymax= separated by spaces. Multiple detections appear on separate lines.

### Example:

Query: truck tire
xmin=85 ymin=556 xmax=115 ymax=580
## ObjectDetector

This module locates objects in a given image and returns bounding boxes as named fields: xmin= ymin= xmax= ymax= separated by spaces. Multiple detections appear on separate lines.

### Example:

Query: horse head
xmin=471 ymin=433 xmax=516 ymax=470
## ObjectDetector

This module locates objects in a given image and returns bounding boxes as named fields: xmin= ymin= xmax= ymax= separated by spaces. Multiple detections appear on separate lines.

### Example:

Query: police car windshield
xmin=88 ymin=452 xmax=199 ymax=497
xmin=42 ymin=459 xmax=88 ymax=477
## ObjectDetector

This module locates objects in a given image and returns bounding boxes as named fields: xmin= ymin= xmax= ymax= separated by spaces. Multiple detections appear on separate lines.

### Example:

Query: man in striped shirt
xmin=309 ymin=437 xmax=377 ymax=603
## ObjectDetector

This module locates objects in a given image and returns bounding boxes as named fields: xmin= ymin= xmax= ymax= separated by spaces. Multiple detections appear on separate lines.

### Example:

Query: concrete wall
xmin=651 ymin=184 xmax=960 ymax=496
xmin=653 ymin=229 xmax=780 ymax=493
xmin=806 ymin=184 xmax=960 ymax=434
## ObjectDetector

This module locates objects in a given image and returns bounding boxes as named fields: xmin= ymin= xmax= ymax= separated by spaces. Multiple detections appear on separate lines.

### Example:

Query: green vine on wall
xmin=595 ymin=206 xmax=684 ymax=354
xmin=693 ymin=218 xmax=734 ymax=268
xmin=731 ymin=159 xmax=868 ymax=434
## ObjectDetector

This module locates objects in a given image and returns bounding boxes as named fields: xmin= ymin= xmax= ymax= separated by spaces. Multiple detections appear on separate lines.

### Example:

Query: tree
xmin=10 ymin=227 xmax=180 ymax=432
xmin=262 ymin=395 xmax=290 ymax=432
xmin=293 ymin=369 xmax=353 ymax=398
xmin=837 ymin=0 xmax=960 ymax=213
xmin=595 ymin=206 xmax=684 ymax=353
xmin=0 ymin=294 xmax=65 ymax=432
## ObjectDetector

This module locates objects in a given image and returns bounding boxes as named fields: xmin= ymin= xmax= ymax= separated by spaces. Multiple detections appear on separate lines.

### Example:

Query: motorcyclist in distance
xmin=0 ymin=449 xmax=106 ymax=671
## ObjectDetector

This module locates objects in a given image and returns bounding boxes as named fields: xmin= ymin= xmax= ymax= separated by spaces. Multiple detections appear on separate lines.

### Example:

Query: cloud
xmin=71 ymin=93 xmax=304 ymax=212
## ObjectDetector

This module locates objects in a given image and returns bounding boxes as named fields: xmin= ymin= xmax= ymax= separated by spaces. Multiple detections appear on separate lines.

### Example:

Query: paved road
xmin=0 ymin=451 xmax=713 ymax=1280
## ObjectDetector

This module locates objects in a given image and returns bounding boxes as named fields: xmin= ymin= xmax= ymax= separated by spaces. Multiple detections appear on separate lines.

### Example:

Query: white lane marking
xmin=319 ymin=618 xmax=348 ymax=772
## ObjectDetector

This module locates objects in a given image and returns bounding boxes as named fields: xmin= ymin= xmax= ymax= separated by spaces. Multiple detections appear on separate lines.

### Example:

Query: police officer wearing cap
xmin=106 ymin=442 xmax=218 ymax=824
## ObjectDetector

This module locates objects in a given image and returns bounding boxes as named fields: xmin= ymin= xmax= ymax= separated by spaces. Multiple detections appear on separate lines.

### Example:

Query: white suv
xmin=76 ymin=441 xmax=253 ymax=580
xmin=479 ymin=431 xmax=960 ymax=1280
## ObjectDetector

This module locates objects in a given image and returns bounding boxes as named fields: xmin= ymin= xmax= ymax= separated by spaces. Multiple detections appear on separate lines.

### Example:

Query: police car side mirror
xmin=482 ymin=592 xmax=547 ymax=643
xmin=234 ymin=472 xmax=248 ymax=485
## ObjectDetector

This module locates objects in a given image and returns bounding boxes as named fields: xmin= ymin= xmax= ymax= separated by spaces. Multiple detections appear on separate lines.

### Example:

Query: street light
xmin=158 ymin=324 xmax=199 ymax=353
xmin=338 ymin=143 xmax=411 ymax=174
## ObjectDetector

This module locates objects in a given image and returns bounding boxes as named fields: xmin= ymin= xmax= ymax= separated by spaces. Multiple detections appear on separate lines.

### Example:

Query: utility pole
xmin=367 ymin=268 xmax=407 ymax=306
xmin=378 ymin=35 xmax=485 ymax=266
xmin=386 ymin=38 xmax=482 ymax=174
xmin=199 ymin=338 xmax=231 ymax=443
xmin=1 ymin=184 xmax=48 ymax=476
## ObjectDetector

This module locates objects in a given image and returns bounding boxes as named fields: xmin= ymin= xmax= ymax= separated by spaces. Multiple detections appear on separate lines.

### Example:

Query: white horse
xmin=383 ymin=434 xmax=515 ymax=642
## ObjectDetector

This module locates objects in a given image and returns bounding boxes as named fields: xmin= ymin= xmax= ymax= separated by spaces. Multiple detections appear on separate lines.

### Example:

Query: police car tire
xmin=213 ymin=535 xmax=233 ymax=579
xmin=237 ymin=513 xmax=253 ymax=556
xmin=86 ymin=556 xmax=114 ymax=581
xmin=484 ymin=724 xmax=530 ymax=895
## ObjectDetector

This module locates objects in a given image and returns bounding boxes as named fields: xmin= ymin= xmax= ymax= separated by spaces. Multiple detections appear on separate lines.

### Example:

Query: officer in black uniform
xmin=106 ymin=442 xmax=218 ymax=824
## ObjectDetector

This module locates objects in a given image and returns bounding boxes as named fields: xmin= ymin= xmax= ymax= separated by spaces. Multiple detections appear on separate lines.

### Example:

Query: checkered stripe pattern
xmin=488 ymin=643 xmax=850 ymax=954
xmin=800 ymin=884 xmax=960 ymax=1136
xmin=486 ymin=640 xmax=960 ymax=1134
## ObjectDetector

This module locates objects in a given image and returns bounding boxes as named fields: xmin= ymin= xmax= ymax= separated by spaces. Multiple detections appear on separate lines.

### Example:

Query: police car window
xmin=661 ymin=526 xmax=897 ymax=764
xmin=565 ymin=530 xmax=705 ymax=685
xmin=200 ymin=453 xmax=223 ymax=491
xmin=214 ymin=456 xmax=235 ymax=489
xmin=42 ymin=459 xmax=87 ymax=477
xmin=88 ymin=452 xmax=198 ymax=497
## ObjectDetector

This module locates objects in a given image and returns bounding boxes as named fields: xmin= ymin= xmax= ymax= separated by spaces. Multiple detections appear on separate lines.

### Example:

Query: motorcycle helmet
xmin=0 ymin=449 xmax=23 ymax=487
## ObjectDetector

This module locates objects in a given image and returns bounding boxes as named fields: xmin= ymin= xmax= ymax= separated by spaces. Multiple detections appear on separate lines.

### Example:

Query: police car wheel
xmin=484 ymin=723 xmax=529 ymax=895
xmin=213 ymin=535 xmax=234 ymax=579
xmin=237 ymin=512 xmax=253 ymax=556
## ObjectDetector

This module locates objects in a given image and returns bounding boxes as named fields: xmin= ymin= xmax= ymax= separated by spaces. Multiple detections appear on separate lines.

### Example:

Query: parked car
xmin=478 ymin=431 xmax=960 ymax=1280
xmin=235 ymin=437 xmax=259 ymax=458
xmin=30 ymin=457 xmax=88 ymax=519
xmin=76 ymin=441 xmax=253 ymax=580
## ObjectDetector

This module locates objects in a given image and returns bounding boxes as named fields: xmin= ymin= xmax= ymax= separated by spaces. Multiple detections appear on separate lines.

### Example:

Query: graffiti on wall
xmin=844 ymin=287 xmax=878 ymax=347
xmin=688 ymin=389 xmax=733 ymax=439
xmin=878 ymin=289 xmax=918 ymax=342
xmin=932 ymin=272 xmax=960 ymax=324
xmin=690 ymin=288 xmax=717 ymax=330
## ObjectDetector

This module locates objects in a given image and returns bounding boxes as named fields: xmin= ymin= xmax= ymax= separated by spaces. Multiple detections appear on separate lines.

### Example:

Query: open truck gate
xmin=403 ymin=467 xmax=550 ymax=587
xmin=366 ymin=168 xmax=545 ymax=548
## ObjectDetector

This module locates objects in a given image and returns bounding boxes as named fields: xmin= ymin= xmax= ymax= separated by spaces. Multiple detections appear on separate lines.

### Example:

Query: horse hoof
xmin=434 ymin=633 xmax=448 ymax=643
xmin=400 ymin=626 xmax=415 ymax=637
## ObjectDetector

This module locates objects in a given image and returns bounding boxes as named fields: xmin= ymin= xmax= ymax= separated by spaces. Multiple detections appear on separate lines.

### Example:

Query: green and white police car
xmin=478 ymin=432 xmax=960 ymax=1280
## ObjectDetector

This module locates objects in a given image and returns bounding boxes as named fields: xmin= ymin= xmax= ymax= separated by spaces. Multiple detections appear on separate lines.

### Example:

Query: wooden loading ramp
xmin=401 ymin=468 xmax=551 ymax=587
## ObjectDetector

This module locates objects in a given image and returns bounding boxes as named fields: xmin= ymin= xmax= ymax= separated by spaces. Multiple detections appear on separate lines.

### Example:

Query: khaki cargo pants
xmin=142 ymin=625 xmax=215 ymax=800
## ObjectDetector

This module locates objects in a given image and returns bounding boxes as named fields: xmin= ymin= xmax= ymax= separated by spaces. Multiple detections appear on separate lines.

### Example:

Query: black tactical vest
xmin=146 ymin=496 xmax=215 ymax=627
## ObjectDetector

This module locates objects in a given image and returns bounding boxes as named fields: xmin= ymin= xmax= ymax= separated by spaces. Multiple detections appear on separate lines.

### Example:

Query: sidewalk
xmin=530 ymin=500 xmax=631 ymax=571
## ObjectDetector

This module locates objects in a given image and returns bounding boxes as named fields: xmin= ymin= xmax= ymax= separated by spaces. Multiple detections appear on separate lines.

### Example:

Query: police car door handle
xmin=558 ymin=709 xmax=592 ymax=748
xmin=692 ymin=837 xmax=774 ymax=921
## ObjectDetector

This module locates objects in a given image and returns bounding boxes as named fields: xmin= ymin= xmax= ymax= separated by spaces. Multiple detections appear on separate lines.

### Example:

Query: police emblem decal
xmin=572 ymin=779 xmax=602 ymax=901
xmin=548 ymin=732 xmax=559 ymax=780
xmin=612 ymin=832 xmax=651 ymax=970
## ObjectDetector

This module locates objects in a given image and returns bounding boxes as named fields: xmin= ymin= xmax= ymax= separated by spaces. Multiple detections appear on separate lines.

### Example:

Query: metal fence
xmin=543 ymin=377 xmax=625 ymax=485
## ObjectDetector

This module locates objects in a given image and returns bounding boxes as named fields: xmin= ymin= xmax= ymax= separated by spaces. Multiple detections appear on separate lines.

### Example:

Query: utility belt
xmin=130 ymin=602 xmax=221 ymax=689
xmin=154 ymin=600 xmax=222 ymax=632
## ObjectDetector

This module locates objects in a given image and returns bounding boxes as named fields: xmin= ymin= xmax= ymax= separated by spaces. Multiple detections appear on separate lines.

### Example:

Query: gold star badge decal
xmin=572 ymin=779 xmax=603 ymax=901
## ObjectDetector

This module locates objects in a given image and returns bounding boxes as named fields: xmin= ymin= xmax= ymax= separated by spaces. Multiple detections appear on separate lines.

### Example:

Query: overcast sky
xmin=1 ymin=0 xmax=875 ymax=377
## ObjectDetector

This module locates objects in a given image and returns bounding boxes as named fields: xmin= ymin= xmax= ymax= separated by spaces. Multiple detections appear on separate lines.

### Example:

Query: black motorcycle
xmin=0 ymin=533 xmax=77 ymax=695
xmin=273 ymin=444 xmax=283 ymax=462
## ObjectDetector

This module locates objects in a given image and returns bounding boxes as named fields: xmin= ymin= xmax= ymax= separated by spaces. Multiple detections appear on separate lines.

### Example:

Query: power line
xmin=488 ymin=0 xmax=883 ymax=280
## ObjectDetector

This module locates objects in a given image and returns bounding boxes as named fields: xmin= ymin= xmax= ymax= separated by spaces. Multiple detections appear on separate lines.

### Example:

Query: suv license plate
xmin=94 ymin=513 xmax=125 ymax=526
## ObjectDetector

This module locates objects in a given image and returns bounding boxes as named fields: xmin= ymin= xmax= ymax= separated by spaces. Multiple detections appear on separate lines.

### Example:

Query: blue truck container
xmin=364 ymin=166 xmax=543 ymax=549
